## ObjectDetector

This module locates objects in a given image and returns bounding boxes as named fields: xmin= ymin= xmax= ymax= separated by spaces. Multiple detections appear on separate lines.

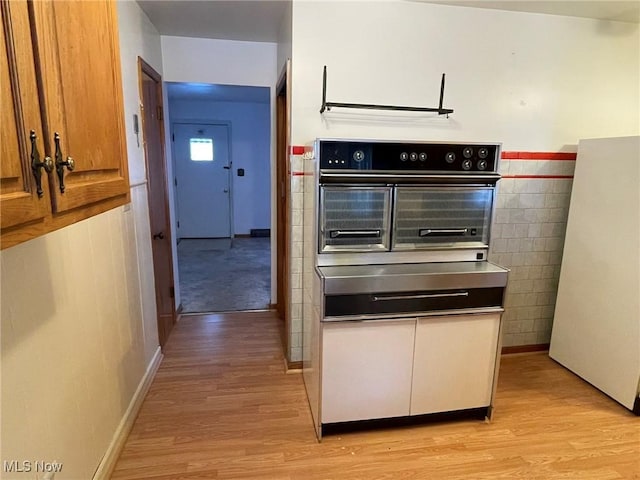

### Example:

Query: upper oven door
xmin=320 ymin=186 xmax=392 ymax=253
xmin=392 ymin=186 xmax=494 ymax=250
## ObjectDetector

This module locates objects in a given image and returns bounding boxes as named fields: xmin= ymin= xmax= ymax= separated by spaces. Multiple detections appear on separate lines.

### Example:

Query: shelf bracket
xmin=320 ymin=66 xmax=454 ymax=117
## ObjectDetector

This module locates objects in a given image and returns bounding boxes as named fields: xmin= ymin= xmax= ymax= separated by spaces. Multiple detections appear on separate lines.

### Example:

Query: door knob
xmin=224 ymin=189 xmax=229 ymax=193
xmin=153 ymin=232 xmax=165 ymax=240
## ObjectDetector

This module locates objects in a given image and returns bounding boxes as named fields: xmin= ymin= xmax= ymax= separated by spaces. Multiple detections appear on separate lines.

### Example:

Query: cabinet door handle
xmin=153 ymin=232 xmax=165 ymax=240
xmin=30 ymin=130 xmax=53 ymax=198
xmin=54 ymin=132 xmax=75 ymax=193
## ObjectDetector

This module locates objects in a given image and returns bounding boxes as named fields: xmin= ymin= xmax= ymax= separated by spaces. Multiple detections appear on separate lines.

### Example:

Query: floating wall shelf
xmin=320 ymin=66 xmax=454 ymax=116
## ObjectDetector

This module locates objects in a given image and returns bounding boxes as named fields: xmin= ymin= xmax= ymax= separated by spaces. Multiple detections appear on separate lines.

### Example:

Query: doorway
xmin=166 ymin=82 xmax=272 ymax=314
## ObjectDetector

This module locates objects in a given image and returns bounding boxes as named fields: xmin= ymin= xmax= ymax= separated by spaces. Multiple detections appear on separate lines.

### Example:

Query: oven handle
xmin=372 ymin=291 xmax=469 ymax=301
xmin=330 ymin=230 xmax=381 ymax=239
xmin=419 ymin=228 xmax=468 ymax=237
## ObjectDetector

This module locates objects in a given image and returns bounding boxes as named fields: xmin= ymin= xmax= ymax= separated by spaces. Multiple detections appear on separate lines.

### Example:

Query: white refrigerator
xmin=549 ymin=136 xmax=640 ymax=414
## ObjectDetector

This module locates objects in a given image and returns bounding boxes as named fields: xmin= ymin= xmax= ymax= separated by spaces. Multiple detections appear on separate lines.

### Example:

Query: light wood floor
xmin=111 ymin=311 xmax=640 ymax=480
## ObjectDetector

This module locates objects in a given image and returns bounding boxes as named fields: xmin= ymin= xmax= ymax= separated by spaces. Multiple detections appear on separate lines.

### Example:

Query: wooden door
xmin=276 ymin=62 xmax=291 ymax=348
xmin=29 ymin=0 xmax=129 ymax=214
xmin=0 ymin=0 xmax=50 ymax=242
xmin=139 ymin=58 xmax=176 ymax=348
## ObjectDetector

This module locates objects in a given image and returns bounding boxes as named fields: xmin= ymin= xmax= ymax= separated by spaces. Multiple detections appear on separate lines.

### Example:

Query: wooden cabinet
xmin=1 ymin=0 xmax=129 ymax=249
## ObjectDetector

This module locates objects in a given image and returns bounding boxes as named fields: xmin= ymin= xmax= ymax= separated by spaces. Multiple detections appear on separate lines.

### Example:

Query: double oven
xmin=302 ymin=139 xmax=509 ymax=439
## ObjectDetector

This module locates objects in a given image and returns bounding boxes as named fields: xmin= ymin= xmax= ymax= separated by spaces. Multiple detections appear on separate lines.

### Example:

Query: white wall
xmin=0 ymin=2 xmax=163 ymax=478
xmin=117 ymin=0 xmax=164 ymax=360
xmin=161 ymin=36 xmax=278 ymax=304
xmin=291 ymin=0 xmax=640 ymax=360
xmin=161 ymin=36 xmax=278 ymax=88
xmin=290 ymin=1 xmax=639 ymax=147
xmin=169 ymin=99 xmax=271 ymax=235
xmin=277 ymin=0 xmax=292 ymax=74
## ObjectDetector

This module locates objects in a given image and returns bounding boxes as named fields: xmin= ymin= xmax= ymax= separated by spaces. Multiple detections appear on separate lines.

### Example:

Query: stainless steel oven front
xmin=316 ymin=140 xmax=502 ymax=266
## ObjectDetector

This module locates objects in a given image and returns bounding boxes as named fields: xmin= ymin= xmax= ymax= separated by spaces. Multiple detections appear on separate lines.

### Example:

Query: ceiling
xmin=138 ymin=0 xmax=640 ymax=45
xmin=137 ymin=0 xmax=289 ymax=43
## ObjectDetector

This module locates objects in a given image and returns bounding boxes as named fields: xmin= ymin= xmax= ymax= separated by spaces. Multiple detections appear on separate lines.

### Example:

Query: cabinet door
xmin=411 ymin=313 xmax=500 ymax=415
xmin=30 ymin=0 xmax=129 ymax=215
xmin=321 ymin=320 xmax=415 ymax=424
xmin=1 ymin=0 xmax=50 ymax=242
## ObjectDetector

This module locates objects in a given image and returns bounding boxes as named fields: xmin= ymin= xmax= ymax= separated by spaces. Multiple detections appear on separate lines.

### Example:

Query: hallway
xmin=111 ymin=311 xmax=639 ymax=479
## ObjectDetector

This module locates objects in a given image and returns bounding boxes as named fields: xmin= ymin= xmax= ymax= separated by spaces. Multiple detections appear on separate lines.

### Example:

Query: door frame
xmin=170 ymin=120 xmax=234 ymax=241
xmin=276 ymin=60 xmax=292 ymax=361
xmin=137 ymin=57 xmax=176 ymax=347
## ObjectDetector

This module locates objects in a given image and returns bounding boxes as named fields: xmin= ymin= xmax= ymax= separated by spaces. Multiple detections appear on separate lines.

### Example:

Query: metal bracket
xmin=320 ymin=66 xmax=454 ymax=116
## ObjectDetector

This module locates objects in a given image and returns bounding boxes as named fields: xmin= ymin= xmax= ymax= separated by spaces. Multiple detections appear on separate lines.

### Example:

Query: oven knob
xmin=353 ymin=150 xmax=365 ymax=162
xmin=410 ymin=152 xmax=418 ymax=162
xmin=445 ymin=152 xmax=456 ymax=163
xmin=463 ymin=147 xmax=473 ymax=158
xmin=419 ymin=152 xmax=427 ymax=162
xmin=462 ymin=159 xmax=472 ymax=170
xmin=478 ymin=147 xmax=489 ymax=159
xmin=400 ymin=152 xmax=408 ymax=162
xmin=477 ymin=159 xmax=488 ymax=170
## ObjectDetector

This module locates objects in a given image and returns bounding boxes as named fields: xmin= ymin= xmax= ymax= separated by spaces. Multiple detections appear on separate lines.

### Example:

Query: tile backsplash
xmin=489 ymin=153 xmax=576 ymax=347
xmin=287 ymin=149 xmax=577 ymax=362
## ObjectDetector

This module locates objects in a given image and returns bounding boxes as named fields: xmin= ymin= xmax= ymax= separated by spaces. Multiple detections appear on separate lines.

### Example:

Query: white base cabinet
xmin=411 ymin=314 xmax=501 ymax=415
xmin=321 ymin=320 xmax=415 ymax=423
xmin=319 ymin=313 xmax=502 ymax=428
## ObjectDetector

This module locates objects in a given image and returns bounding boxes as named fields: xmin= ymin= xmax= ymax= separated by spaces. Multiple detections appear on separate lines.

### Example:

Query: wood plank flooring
xmin=111 ymin=311 xmax=640 ymax=479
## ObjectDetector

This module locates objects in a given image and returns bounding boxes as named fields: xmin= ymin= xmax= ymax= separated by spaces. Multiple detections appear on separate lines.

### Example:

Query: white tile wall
xmin=288 ymin=153 xmax=576 ymax=359
xmin=489 ymin=157 xmax=576 ymax=347
xmin=288 ymin=153 xmax=307 ymax=362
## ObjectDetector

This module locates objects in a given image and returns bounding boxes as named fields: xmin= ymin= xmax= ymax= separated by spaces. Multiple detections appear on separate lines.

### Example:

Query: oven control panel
xmin=318 ymin=140 xmax=500 ymax=173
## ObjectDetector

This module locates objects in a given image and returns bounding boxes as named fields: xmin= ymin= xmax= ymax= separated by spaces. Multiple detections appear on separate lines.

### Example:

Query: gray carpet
xmin=177 ymin=238 xmax=270 ymax=313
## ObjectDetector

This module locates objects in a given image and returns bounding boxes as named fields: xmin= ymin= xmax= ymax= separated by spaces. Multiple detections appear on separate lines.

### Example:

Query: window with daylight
xmin=190 ymin=138 xmax=214 ymax=161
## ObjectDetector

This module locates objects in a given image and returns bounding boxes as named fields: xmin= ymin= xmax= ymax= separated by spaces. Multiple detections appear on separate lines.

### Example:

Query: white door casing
xmin=173 ymin=123 xmax=231 ymax=238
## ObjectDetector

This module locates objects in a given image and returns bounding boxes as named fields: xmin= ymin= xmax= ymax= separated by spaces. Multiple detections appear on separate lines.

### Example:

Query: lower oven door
xmin=320 ymin=185 xmax=392 ymax=252
xmin=392 ymin=186 xmax=494 ymax=250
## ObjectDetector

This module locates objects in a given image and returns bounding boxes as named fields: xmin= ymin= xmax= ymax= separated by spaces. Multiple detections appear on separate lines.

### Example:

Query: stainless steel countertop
xmin=317 ymin=261 xmax=509 ymax=295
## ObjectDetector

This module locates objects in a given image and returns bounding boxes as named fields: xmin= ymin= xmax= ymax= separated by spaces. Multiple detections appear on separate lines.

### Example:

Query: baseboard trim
xmin=502 ymin=343 xmax=550 ymax=355
xmin=286 ymin=360 xmax=303 ymax=373
xmin=93 ymin=346 xmax=163 ymax=479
